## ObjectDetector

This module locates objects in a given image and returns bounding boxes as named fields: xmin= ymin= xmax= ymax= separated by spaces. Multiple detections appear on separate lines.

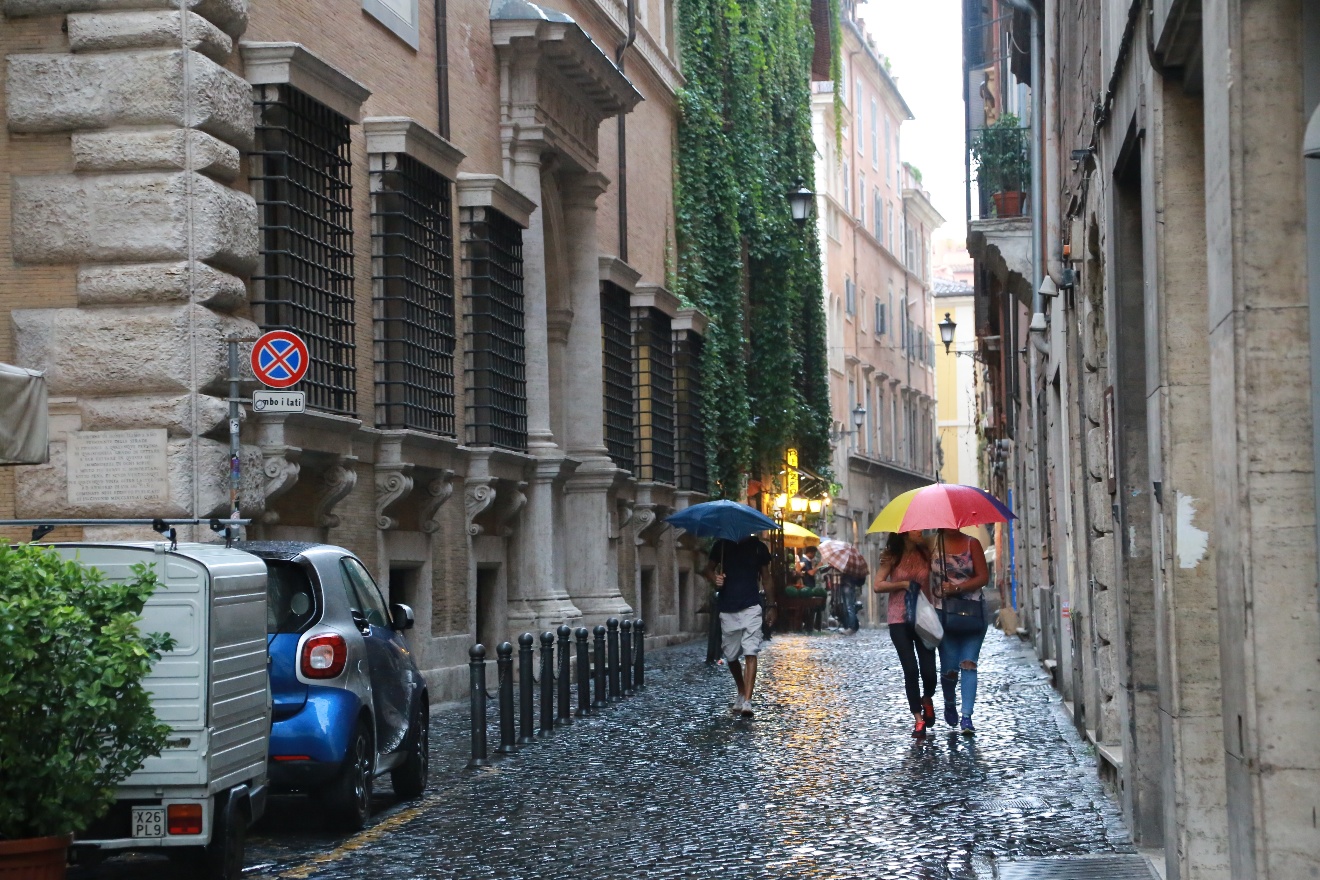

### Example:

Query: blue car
xmin=240 ymin=542 xmax=429 ymax=831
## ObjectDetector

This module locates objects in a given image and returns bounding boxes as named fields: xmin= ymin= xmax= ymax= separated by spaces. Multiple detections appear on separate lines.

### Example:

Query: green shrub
xmin=0 ymin=544 xmax=174 ymax=839
xmin=970 ymin=112 xmax=1030 ymax=195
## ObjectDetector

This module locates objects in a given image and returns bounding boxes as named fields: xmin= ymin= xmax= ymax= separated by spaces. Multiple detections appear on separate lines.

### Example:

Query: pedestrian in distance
xmin=703 ymin=534 xmax=773 ymax=718
xmin=838 ymin=571 xmax=863 ymax=634
xmin=932 ymin=528 xmax=990 ymax=735
xmin=873 ymin=531 xmax=938 ymax=738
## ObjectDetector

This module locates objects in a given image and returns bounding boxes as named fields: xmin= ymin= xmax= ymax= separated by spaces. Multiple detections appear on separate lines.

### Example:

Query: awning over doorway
xmin=0 ymin=363 xmax=48 ymax=465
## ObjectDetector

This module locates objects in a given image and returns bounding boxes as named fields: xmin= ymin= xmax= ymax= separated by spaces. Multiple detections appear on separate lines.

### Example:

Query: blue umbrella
xmin=663 ymin=500 xmax=778 ymax=541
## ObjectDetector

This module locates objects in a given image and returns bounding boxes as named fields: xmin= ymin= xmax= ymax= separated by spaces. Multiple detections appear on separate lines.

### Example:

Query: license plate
xmin=131 ymin=807 xmax=165 ymax=838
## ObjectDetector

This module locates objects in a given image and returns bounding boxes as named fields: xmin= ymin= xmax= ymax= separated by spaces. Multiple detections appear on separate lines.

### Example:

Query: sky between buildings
xmin=856 ymin=0 xmax=968 ymax=246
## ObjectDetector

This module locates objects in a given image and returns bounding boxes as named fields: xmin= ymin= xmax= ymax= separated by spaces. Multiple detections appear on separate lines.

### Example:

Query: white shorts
xmin=720 ymin=605 xmax=764 ymax=661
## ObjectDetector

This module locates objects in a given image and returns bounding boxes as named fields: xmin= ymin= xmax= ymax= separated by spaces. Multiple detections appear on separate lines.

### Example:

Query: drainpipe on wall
xmin=435 ymin=0 xmax=450 ymax=138
xmin=616 ymin=0 xmax=637 ymax=262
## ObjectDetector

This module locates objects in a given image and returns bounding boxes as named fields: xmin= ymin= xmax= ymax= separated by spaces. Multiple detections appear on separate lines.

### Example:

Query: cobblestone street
xmin=77 ymin=629 xmax=1137 ymax=880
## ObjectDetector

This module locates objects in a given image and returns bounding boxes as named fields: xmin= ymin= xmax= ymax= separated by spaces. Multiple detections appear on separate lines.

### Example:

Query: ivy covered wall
xmin=674 ymin=0 xmax=833 ymax=498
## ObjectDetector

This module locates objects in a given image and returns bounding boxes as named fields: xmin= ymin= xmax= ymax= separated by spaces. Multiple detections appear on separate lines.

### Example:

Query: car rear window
xmin=266 ymin=560 xmax=317 ymax=634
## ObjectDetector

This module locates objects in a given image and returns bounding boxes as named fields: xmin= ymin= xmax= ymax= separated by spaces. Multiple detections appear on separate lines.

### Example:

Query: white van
xmin=51 ymin=542 xmax=270 ymax=880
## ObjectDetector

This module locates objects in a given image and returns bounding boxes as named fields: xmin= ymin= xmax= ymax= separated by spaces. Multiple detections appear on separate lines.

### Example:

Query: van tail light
xmin=300 ymin=633 xmax=348 ymax=679
xmin=167 ymin=804 xmax=203 ymax=835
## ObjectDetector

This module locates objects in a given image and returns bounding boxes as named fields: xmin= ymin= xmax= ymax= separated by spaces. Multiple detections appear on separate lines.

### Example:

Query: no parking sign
xmin=251 ymin=330 xmax=309 ymax=389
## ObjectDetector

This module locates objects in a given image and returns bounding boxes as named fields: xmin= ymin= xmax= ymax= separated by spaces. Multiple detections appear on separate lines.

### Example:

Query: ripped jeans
xmin=938 ymin=624 xmax=987 ymax=718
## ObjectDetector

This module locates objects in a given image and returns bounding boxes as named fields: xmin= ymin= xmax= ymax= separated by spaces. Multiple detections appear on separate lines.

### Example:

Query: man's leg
xmin=728 ymin=658 xmax=746 ymax=696
xmin=742 ymin=654 xmax=758 ymax=701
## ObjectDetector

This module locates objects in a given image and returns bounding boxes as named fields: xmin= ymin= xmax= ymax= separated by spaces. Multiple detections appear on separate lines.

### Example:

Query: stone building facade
xmin=965 ymin=0 xmax=1320 ymax=876
xmin=810 ymin=5 xmax=939 ymax=612
xmin=0 ymin=0 xmax=710 ymax=702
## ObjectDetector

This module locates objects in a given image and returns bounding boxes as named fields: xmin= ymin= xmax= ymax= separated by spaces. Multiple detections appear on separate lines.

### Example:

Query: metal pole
xmin=227 ymin=339 xmax=241 ymax=523
xmin=496 ymin=642 xmax=516 ymax=755
xmin=517 ymin=633 xmax=535 ymax=743
xmin=556 ymin=625 xmax=573 ymax=724
xmin=620 ymin=620 xmax=634 ymax=696
xmin=539 ymin=631 xmax=555 ymax=734
xmin=634 ymin=618 xmax=646 ymax=689
xmin=575 ymin=626 xmax=592 ymax=716
xmin=593 ymin=625 xmax=608 ymax=708
xmin=607 ymin=617 xmax=622 ymax=702
xmin=466 ymin=644 xmax=488 ymax=768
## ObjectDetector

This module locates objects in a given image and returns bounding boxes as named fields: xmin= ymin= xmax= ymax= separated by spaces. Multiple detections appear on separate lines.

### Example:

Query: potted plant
xmin=0 ymin=543 xmax=174 ymax=878
xmin=970 ymin=112 xmax=1030 ymax=217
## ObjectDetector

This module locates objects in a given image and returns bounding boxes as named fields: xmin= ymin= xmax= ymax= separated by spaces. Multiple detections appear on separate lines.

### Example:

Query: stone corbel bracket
xmin=255 ymin=414 xmax=301 ymax=525
xmin=375 ymin=462 xmax=415 ymax=530
xmin=613 ymin=499 xmax=635 ymax=539
xmin=315 ymin=456 xmax=359 ymax=529
xmin=420 ymin=468 xmax=456 ymax=534
xmin=466 ymin=478 xmax=497 ymax=537
xmin=631 ymin=505 xmax=658 ymax=546
xmin=493 ymin=479 xmax=528 ymax=537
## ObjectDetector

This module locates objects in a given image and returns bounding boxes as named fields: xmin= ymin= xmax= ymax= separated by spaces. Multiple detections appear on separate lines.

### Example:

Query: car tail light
xmin=167 ymin=804 xmax=203 ymax=835
xmin=300 ymin=633 xmax=347 ymax=679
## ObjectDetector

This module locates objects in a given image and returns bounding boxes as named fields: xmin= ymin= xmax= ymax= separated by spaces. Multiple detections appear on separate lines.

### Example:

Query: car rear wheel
xmin=390 ymin=699 xmax=429 ymax=799
xmin=327 ymin=719 xmax=373 ymax=832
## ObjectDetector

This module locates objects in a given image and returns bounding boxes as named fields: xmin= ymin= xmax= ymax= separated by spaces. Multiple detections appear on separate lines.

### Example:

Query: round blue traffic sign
xmin=251 ymin=330 xmax=309 ymax=389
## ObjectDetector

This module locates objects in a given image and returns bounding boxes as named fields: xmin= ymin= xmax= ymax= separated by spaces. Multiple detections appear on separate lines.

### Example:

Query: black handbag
xmin=939 ymin=594 xmax=986 ymax=635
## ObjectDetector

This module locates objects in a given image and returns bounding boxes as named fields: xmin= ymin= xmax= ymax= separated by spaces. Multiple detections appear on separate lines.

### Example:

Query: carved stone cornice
xmin=420 ymin=468 xmax=455 ymax=534
xmin=315 ymin=456 xmax=359 ymax=529
xmin=490 ymin=4 xmax=642 ymax=174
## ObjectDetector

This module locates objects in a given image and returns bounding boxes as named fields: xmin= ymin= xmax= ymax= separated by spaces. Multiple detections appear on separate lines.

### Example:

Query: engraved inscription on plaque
xmin=67 ymin=429 xmax=169 ymax=506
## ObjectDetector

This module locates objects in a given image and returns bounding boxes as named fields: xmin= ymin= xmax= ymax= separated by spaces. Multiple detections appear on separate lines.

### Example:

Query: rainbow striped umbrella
xmin=866 ymin=484 xmax=1015 ymax=534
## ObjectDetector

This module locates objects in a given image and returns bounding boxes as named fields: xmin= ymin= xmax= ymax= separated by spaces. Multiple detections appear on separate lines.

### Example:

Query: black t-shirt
xmin=710 ymin=537 xmax=772 ymax=613
xmin=799 ymin=553 xmax=816 ymax=589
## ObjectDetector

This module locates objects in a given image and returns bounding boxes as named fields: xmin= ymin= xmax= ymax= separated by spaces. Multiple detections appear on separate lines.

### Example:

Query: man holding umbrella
xmin=702 ymin=534 xmax=772 ymax=717
xmin=665 ymin=500 xmax=779 ymax=718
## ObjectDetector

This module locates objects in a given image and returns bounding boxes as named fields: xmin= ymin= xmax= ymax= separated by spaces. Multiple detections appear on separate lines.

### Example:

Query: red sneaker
xmin=913 ymin=716 xmax=927 ymax=738
xmin=921 ymin=697 xmax=936 ymax=728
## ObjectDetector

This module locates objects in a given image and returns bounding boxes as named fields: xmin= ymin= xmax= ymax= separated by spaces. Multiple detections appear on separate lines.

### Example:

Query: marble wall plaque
xmin=67 ymin=429 xmax=169 ymax=506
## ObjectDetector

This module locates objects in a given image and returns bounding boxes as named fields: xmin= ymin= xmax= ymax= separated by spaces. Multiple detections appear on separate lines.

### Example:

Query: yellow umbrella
xmin=781 ymin=521 xmax=819 ymax=540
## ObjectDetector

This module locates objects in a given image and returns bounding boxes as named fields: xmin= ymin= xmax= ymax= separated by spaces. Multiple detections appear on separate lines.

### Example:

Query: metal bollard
xmin=575 ymin=627 xmax=591 ymax=716
xmin=556 ymin=625 xmax=573 ymax=724
xmin=466 ymin=644 xmax=489 ymax=768
xmin=539 ymin=631 xmax=555 ymax=734
xmin=620 ymin=619 xmax=634 ymax=696
xmin=634 ymin=618 xmax=646 ymax=690
xmin=517 ymin=633 xmax=535 ymax=744
xmin=593 ymin=625 xmax=608 ymax=708
xmin=607 ymin=617 xmax=622 ymax=702
xmin=496 ymin=642 xmax=516 ymax=755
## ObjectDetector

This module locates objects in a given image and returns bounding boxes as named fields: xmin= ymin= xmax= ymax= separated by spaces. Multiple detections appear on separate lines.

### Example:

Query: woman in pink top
xmin=872 ymin=531 xmax=938 ymax=737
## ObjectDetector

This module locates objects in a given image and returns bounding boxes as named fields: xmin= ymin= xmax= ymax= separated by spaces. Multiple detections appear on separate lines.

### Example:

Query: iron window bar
xmin=672 ymin=327 xmax=707 ymax=494
xmin=371 ymin=153 xmax=456 ymax=436
xmin=251 ymin=84 xmax=357 ymax=416
xmin=633 ymin=306 xmax=675 ymax=485
xmin=600 ymin=282 xmax=635 ymax=471
xmin=461 ymin=206 xmax=527 ymax=451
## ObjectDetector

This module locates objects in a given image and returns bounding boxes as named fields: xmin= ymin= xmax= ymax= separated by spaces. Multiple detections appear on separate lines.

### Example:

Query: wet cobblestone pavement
xmin=73 ymin=629 xmax=1135 ymax=879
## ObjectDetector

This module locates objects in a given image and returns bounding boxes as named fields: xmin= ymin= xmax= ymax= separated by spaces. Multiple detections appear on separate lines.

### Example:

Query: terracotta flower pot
xmin=991 ymin=190 xmax=1026 ymax=218
xmin=0 ymin=835 xmax=71 ymax=880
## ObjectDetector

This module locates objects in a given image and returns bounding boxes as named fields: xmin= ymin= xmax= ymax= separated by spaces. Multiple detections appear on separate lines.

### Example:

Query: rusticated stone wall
xmin=3 ymin=0 xmax=263 ymax=523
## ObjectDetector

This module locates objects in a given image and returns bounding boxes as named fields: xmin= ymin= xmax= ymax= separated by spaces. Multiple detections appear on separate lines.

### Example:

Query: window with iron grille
xmin=371 ymin=153 xmax=456 ymax=435
xmin=601 ymin=282 xmax=634 ymax=470
xmin=461 ymin=205 xmax=526 ymax=450
xmin=673 ymin=328 xmax=707 ymax=493
xmin=633 ymin=307 xmax=675 ymax=484
xmin=252 ymin=84 xmax=357 ymax=416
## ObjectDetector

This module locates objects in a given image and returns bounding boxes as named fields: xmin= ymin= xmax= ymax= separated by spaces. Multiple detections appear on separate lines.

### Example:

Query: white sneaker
xmin=731 ymin=697 xmax=746 ymax=715
xmin=740 ymin=698 xmax=755 ymax=718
